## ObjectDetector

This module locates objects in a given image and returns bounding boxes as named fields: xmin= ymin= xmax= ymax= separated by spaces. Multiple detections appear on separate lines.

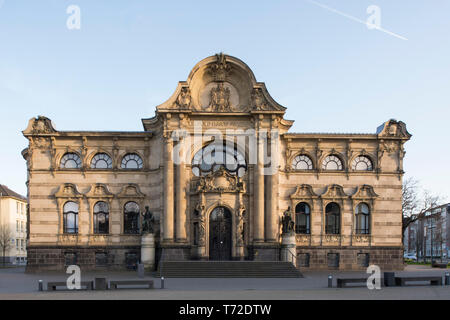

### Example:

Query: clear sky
xmin=0 ymin=0 xmax=449 ymax=199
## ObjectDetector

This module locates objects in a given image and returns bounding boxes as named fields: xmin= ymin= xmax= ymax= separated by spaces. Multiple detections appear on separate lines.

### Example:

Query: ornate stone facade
xmin=22 ymin=54 xmax=411 ymax=271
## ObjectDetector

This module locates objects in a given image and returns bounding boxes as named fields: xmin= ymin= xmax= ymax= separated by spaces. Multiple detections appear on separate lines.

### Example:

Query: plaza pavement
xmin=0 ymin=265 xmax=449 ymax=300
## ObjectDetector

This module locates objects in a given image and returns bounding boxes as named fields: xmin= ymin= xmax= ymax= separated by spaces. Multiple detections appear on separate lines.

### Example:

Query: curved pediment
xmin=290 ymin=184 xmax=318 ymax=199
xmin=117 ymin=184 xmax=146 ymax=199
xmin=85 ymin=183 xmax=114 ymax=198
xmin=54 ymin=183 xmax=83 ymax=199
xmin=156 ymin=53 xmax=286 ymax=114
xmin=351 ymin=185 xmax=379 ymax=199
xmin=320 ymin=184 xmax=348 ymax=199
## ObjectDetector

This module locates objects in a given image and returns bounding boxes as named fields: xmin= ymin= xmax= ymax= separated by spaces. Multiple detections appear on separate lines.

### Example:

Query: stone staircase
xmin=157 ymin=261 xmax=303 ymax=278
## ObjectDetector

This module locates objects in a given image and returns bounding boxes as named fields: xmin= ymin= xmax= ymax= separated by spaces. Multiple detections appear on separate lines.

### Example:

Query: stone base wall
xmin=249 ymin=244 xmax=280 ymax=261
xmin=26 ymin=245 xmax=141 ymax=272
xmin=26 ymin=245 xmax=404 ymax=272
xmin=296 ymin=246 xmax=404 ymax=271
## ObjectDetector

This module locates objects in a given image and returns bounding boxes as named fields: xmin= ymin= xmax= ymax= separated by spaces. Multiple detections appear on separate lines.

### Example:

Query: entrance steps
xmin=158 ymin=261 xmax=303 ymax=278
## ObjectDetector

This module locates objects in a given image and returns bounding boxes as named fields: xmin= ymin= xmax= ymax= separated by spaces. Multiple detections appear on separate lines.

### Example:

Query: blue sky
xmin=0 ymin=0 xmax=449 ymax=199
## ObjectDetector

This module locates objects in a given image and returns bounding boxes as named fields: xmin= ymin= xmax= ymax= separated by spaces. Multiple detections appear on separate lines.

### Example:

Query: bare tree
xmin=0 ymin=223 xmax=13 ymax=266
xmin=402 ymin=177 xmax=441 ymax=237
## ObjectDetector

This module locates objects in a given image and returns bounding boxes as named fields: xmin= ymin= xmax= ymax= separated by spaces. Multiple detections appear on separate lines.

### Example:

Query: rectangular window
xmin=16 ymin=221 xmax=19 ymax=232
xmin=297 ymin=253 xmax=310 ymax=267
xmin=16 ymin=239 xmax=19 ymax=250
xmin=327 ymin=253 xmax=340 ymax=268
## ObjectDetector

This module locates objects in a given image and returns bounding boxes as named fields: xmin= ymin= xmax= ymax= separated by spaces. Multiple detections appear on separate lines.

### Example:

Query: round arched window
xmin=91 ymin=153 xmax=113 ymax=169
xmin=121 ymin=153 xmax=143 ymax=169
xmin=60 ymin=153 xmax=82 ymax=169
xmin=322 ymin=155 xmax=343 ymax=171
xmin=351 ymin=156 xmax=373 ymax=171
xmin=192 ymin=143 xmax=246 ymax=177
xmin=292 ymin=155 xmax=313 ymax=170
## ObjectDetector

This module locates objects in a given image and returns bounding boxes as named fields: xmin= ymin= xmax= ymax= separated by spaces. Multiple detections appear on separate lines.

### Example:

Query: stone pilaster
xmin=253 ymin=134 xmax=264 ymax=242
xmin=176 ymin=137 xmax=187 ymax=242
xmin=163 ymin=135 xmax=174 ymax=242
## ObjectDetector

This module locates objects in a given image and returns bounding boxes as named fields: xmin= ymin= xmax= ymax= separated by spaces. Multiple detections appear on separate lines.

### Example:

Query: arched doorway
xmin=209 ymin=207 xmax=232 ymax=260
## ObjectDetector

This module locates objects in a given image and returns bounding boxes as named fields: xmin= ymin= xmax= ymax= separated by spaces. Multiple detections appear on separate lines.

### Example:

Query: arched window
xmin=93 ymin=201 xmax=109 ymax=234
xmin=91 ymin=153 xmax=112 ymax=169
xmin=192 ymin=143 xmax=246 ymax=177
xmin=295 ymin=202 xmax=310 ymax=234
xmin=63 ymin=201 xmax=78 ymax=234
xmin=322 ymin=155 xmax=343 ymax=171
xmin=121 ymin=154 xmax=143 ymax=169
xmin=292 ymin=155 xmax=313 ymax=170
xmin=351 ymin=156 xmax=373 ymax=171
xmin=60 ymin=153 xmax=82 ymax=169
xmin=124 ymin=202 xmax=140 ymax=234
xmin=325 ymin=202 xmax=340 ymax=234
xmin=356 ymin=203 xmax=370 ymax=234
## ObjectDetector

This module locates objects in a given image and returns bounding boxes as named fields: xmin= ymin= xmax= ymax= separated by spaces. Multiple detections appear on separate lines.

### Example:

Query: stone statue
xmin=281 ymin=207 xmax=294 ymax=234
xmin=141 ymin=206 xmax=155 ymax=234
xmin=237 ymin=208 xmax=245 ymax=245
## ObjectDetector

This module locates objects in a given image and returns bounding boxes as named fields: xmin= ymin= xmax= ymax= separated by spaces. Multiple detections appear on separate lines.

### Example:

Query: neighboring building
xmin=0 ymin=185 xmax=28 ymax=265
xmin=404 ymin=203 xmax=450 ymax=260
xmin=22 ymin=54 xmax=411 ymax=271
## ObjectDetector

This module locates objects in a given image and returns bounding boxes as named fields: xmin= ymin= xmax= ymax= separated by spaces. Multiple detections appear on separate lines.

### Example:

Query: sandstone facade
xmin=22 ymin=54 xmax=411 ymax=271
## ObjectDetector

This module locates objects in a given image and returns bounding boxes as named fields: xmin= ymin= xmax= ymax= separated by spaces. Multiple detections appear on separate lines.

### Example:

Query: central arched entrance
xmin=209 ymin=207 xmax=232 ymax=260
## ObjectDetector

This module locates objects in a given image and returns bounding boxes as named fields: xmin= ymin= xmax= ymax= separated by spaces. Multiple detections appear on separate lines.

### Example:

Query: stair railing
xmin=286 ymin=248 xmax=297 ymax=266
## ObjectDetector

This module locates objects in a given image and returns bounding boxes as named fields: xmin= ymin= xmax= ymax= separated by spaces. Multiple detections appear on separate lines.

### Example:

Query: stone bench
xmin=337 ymin=278 xmax=369 ymax=288
xmin=47 ymin=281 xmax=93 ymax=291
xmin=395 ymin=276 xmax=442 ymax=286
xmin=109 ymin=280 xmax=154 ymax=290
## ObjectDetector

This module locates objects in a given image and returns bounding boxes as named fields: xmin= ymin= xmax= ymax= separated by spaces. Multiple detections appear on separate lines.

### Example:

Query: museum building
xmin=22 ymin=54 xmax=411 ymax=271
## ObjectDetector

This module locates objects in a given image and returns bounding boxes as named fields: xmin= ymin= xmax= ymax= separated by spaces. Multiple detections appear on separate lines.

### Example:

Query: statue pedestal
xmin=281 ymin=233 xmax=297 ymax=267
xmin=141 ymin=233 xmax=155 ymax=270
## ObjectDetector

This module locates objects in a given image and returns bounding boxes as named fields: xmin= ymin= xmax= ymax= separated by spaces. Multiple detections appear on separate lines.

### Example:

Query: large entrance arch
xmin=209 ymin=207 xmax=232 ymax=260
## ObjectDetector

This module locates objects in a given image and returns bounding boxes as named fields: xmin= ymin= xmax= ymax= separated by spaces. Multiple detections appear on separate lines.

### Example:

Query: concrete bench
xmin=109 ymin=280 xmax=154 ymax=290
xmin=47 ymin=281 xmax=93 ymax=291
xmin=337 ymin=278 xmax=368 ymax=288
xmin=395 ymin=276 xmax=442 ymax=286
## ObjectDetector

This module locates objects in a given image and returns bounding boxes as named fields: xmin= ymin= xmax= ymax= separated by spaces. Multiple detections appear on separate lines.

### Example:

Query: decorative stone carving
xmin=351 ymin=185 xmax=378 ymax=200
xmin=321 ymin=184 xmax=347 ymax=199
xmin=209 ymin=82 xmax=231 ymax=112
xmin=353 ymin=235 xmax=370 ymax=243
xmin=376 ymin=119 xmax=411 ymax=138
xmin=208 ymin=52 xmax=231 ymax=82
xmin=296 ymin=234 xmax=310 ymax=243
xmin=325 ymin=235 xmax=341 ymax=242
xmin=85 ymin=183 xmax=114 ymax=199
xmin=251 ymin=88 xmax=269 ymax=111
xmin=33 ymin=137 xmax=51 ymax=149
xmin=236 ymin=205 xmax=246 ymax=246
xmin=54 ymin=183 xmax=83 ymax=199
xmin=196 ymin=167 xmax=245 ymax=193
xmin=175 ymin=87 xmax=191 ymax=109
xmin=23 ymin=116 xmax=57 ymax=135
xmin=290 ymin=184 xmax=318 ymax=200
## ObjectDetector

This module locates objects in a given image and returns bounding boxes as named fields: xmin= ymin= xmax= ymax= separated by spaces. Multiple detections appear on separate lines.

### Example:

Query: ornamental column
xmin=253 ymin=133 xmax=265 ymax=242
xmin=163 ymin=135 xmax=174 ymax=242
xmin=176 ymin=137 xmax=187 ymax=242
